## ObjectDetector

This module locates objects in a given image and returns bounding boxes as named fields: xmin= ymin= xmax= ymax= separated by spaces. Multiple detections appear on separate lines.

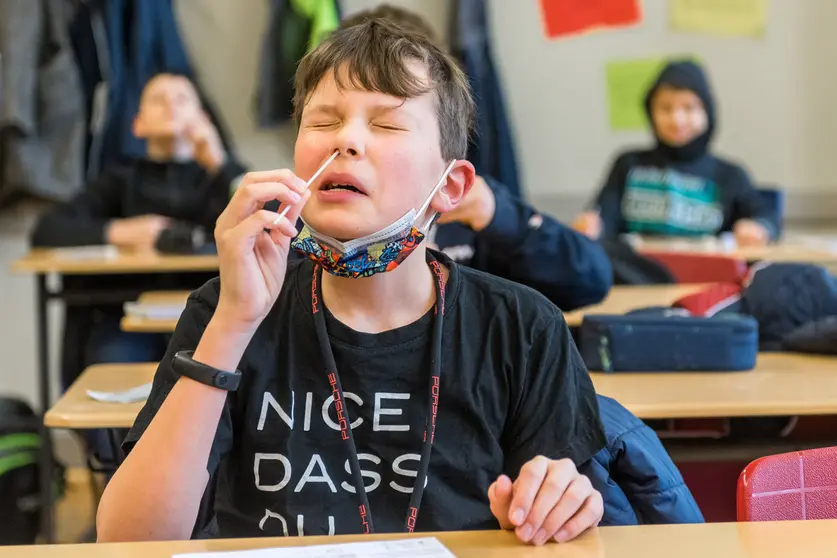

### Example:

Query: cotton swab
xmin=274 ymin=150 xmax=339 ymax=224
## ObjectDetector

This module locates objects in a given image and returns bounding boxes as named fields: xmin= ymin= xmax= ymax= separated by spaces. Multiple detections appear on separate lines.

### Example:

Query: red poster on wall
xmin=539 ymin=0 xmax=642 ymax=39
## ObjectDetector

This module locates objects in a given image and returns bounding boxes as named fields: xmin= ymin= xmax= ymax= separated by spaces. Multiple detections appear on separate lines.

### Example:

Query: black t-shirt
xmin=124 ymin=251 xmax=605 ymax=538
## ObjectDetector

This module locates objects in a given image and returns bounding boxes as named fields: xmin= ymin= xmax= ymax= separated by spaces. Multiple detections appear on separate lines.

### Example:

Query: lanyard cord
xmin=310 ymin=253 xmax=446 ymax=534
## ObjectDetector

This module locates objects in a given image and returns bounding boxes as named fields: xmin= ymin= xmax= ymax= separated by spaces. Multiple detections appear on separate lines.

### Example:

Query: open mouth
xmin=321 ymin=182 xmax=365 ymax=194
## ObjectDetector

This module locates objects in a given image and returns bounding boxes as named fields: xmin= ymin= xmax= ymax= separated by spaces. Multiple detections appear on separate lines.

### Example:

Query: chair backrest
xmin=758 ymin=187 xmax=785 ymax=238
xmin=643 ymin=252 xmax=748 ymax=284
xmin=737 ymin=446 xmax=837 ymax=522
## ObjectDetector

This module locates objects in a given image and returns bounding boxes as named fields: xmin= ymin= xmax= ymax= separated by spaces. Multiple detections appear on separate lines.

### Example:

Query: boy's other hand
xmin=189 ymin=112 xmax=227 ymax=174
xmin=212 ymin=170 xmax=310 ymax=333
xmin=436 ymin=175 xmax=495 ymax=232
xmin=489 ymin=457 xmax=603 ymax=546
xmin=571 ymin=211 xmax=602 ymax=240
xmin=733 ymin=219 xmax=769 ymax=247
xmin=105 ymin=215 xmax=171 ymax=250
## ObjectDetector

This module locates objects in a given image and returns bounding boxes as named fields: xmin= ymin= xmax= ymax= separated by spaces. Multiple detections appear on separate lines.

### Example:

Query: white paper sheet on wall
xmin=172 ymin=537 xmax=456 ymax=558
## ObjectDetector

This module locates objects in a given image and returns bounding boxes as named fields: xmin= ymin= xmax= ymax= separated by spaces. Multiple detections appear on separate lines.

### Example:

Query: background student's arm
xmin=29 ymin=167 xmax=130 ymax=247
xmin=725 ymin=164 xmax=779 ymax=243
xmin=592 ymin=154 xmax=632 ymax=240
xmin=465 ymin=177 xmax=612 ymax=310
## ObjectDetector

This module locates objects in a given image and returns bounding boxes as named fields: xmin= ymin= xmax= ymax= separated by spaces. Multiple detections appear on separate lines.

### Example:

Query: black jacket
xmin=31 ymin=158 xmax=244 ymax=247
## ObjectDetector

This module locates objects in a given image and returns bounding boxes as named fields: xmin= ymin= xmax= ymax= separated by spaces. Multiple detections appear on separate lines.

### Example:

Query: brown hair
xmin=339 ymin=4 xmax=437 ymax=41
xmin=293 ymin=17 xmax=474 ymax=160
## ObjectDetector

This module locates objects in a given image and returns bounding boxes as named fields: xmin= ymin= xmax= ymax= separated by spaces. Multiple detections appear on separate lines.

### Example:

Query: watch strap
xmin=172 ymin=350 xmax=241 ymax=391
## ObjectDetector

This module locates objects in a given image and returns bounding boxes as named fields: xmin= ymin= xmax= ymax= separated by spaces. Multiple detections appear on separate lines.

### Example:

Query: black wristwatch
xmin=172 ymin=350 xmax=242 ymax=392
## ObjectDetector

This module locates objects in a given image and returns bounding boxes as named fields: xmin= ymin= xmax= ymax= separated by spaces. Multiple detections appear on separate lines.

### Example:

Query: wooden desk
xmin=564 ymin=284 xmax=707 ymax=326
xmin=636 ymin=237 xmax=837 ymax=265
xmin=9 ymin=522 xmax=837 ymax=557
xmin=12 ymin=249 xmax=218 ymax=275
xmin=121 ymin=291 xmax=190 ymax=333
xmin=44 ymin=363 xmax=156 ymax=430
xmin=592 ymin=353 xmax=837 ymax=419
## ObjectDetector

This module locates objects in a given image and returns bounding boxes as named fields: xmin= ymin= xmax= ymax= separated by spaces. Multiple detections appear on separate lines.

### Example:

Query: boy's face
xmin=133 ymin=75 xmax=202 ymax=140
xmin=295 ymin=63 xmax=470 ymax=241
xmin=651 ymin=86 xmax=708 ymax=147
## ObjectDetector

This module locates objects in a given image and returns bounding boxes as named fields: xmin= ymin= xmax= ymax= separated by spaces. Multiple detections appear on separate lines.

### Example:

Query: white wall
xmin=176 ymin=0 xmax=837 ymax=219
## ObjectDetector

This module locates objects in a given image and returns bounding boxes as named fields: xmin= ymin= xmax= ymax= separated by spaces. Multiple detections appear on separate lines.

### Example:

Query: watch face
xmin=217 ymin=375 xmax=228 ymax=387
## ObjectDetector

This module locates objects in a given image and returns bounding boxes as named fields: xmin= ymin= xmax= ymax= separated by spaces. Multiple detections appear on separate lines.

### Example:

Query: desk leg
xmin=36 ymin=274 xmax=54 ymax=543
xmin=107 ymin=429 xmax=124 ymax=466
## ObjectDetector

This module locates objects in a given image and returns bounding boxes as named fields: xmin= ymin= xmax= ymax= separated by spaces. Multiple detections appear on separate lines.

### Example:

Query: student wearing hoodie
xmin=573 ymin=60 xmax=778 ymax=247
xmin=337 ymin=6 xmax=613 ymax=312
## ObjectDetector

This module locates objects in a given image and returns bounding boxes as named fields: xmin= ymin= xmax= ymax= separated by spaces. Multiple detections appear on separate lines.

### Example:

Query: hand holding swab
xmin=274 ymin=150 xmax=339 ymax=224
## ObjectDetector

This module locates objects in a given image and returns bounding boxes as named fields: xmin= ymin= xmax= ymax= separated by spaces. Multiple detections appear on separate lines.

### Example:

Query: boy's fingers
xmin=488 ymin=475 xmax=514 ymax=529
xmin=219 ymin=177 xmax=307 ymax=230
xmin=219 ymin=210 xmax=296 ymax=249
xmin=509 ymin=457 xmax=550 ymax=528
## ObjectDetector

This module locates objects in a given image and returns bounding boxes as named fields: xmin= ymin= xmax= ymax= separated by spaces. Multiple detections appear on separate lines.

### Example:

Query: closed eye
xmin=373 ymin=124 xmax=407 ymax=131
xmin=308 ymin=122 xmax=339 ymax=129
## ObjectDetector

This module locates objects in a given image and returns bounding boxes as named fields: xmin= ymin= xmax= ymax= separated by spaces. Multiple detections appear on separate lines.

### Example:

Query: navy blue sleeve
xmin=722 ymin=164 xmax=779 ymax=240
xmin=474 ymin=177 xmax=612 ymax=311
xmin=29 ymin=166 xmax=131 ymax=247
xmin=594 ymin=153 xmax=632 ymax=239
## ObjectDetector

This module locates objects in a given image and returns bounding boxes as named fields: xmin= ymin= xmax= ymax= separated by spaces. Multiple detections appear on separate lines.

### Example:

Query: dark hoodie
xmin=593 ymin=60 xmax=778 ymax=239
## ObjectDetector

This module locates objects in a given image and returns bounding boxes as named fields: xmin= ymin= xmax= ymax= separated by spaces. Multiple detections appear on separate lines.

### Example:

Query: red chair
xmin=643 ymin=251 xmax=747 ymax=284
xmin=737 ymin=446 xmax=837 ymax=522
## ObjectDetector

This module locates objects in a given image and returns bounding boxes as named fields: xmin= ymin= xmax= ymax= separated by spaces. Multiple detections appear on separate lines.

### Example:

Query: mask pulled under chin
xmin=290 ymin=161 xmax=456 ymax=278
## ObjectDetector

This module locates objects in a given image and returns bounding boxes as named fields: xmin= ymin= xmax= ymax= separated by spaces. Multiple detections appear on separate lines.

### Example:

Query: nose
xmin=332 ymin=119 xmax=367 ymax=159
xmin=672 ymin=109 xmax=689 ymax=128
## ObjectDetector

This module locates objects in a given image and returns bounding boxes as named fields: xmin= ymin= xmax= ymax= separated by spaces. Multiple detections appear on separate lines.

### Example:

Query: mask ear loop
xmin=416 ymin=159 xmax=457 ymax=219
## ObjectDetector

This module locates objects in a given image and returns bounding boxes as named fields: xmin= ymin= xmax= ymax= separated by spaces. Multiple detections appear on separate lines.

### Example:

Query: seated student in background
xmin=338 ymin=7 xmax=612 ymax=311
xmin=573 ymin=60 xmax=778 ymax=247
xmin=30 ymin=73 xmax=246 ymax=368
xmin=97 ymin=20 xmax=606 ymax=546
xmin=32 ymin=72 xmax=244 ymax=252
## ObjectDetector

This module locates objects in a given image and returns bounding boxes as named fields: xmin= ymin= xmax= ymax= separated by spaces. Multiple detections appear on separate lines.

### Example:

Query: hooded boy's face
xmin=650 ymin=86 xmax=708 ymax=147
xmin=294 ymin=62 xmax=471 ymax=242
xmin=133 ymin=74 xmax=203 ymax=140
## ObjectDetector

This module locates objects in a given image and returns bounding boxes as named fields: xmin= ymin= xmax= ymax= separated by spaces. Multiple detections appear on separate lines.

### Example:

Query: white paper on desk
xmin=124 ymin=301 xmax=186 ymax=320
xmin=52 ymin=245 xmax=119 ymax=260
xmin=173 ymin=537 xmax=455 ymax=558
xmin=87 ymin=382 xmax=152 ymax=403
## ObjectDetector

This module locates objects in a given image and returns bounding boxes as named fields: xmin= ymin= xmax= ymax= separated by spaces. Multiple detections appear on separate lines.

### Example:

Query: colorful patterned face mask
xmin=291 ymin=161 xmax=456 ymax=278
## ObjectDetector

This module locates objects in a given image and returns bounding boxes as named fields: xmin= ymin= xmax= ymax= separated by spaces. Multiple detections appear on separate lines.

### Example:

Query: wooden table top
xmin=44 ymin=363 xmax=157 ymax=429
xmin=636 ymin=236 xmax=837 ymax=265
xmin=9 ymin=521 xmax=837 ymax=557
xmin=11 ymin=249 xmax=218 ymax=275
xmin=46 ymin=352 xmax=837 ymax=431
xmin=563 ymin=284 xmax=708 ymax=327
xmin=121 ymin=291 xmax=190 ymax=333
xmin=591 ymin=352 xmax=837 ymax=419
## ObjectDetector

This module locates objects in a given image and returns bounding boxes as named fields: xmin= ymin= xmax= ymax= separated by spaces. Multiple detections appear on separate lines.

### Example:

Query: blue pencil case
xmin=579 ymin=312 xmax=758 ymax=372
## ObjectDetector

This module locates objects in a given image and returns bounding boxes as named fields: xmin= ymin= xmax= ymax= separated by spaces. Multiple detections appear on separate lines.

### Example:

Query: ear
xmin=430 ymin=159 xmax=475 ymax=213
xmin=132 ymin=115 xmax=147 ymax=139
